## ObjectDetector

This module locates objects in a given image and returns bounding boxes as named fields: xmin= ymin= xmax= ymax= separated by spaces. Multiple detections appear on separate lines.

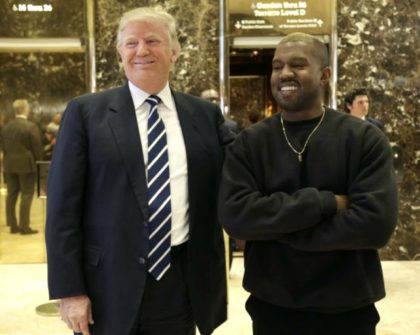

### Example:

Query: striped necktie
xmin=146 ymin=95 xmax=172 ymax=280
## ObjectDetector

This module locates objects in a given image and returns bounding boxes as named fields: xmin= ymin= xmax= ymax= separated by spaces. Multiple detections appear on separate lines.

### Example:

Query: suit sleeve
xmin=215 ymin=107 xmax=235 ymax=146
xmin=218 ymin=133 xmax=337 ymax=240
xmin=285 ymin=128 xmax=398 ymax=251
xmin=45 ymin=99 xmax=88 ymax=299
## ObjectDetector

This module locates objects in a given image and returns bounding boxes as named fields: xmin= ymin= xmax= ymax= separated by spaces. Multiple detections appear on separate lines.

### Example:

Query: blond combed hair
xmin=116 ymin=7 xmax=180 ymax=56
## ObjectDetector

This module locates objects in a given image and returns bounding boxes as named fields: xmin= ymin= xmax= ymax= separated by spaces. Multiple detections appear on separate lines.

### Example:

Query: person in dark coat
xmin=46 ymin=7 xmax=231 ymax=335
xmin=1 ymin=99 xmax=43 ymax=234
xmin=219 ymin=33 xmax=397 ymax=335
xmin=344 ymin=87 xmax=385 ymax=131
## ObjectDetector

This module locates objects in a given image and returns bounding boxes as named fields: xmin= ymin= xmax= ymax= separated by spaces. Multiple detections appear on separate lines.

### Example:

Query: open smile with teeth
xmin=280 ymin=86 xmax=299 ymax=92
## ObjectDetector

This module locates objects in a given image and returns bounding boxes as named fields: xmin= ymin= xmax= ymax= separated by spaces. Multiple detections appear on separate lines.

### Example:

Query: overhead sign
xmin=1 ymin=1 xmax=84 ymax=38
xmin=229 ymin=0 xmax=332 ymax=36
xmin=12 ymin=3 xmax=53 ymax=12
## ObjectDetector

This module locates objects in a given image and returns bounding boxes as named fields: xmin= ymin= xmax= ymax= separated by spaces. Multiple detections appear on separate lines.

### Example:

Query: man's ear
xmin=171 ymin=41 xmax=181 ymax=64
xmin=321 ymin=66 xmax=331 ymax=83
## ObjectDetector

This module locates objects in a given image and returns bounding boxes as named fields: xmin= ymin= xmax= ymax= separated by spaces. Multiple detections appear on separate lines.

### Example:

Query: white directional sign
xmin=229 ymin=0 xmax=332 ymax=36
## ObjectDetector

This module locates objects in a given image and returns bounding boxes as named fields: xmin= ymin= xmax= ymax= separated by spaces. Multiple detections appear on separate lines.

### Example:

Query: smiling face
xmin=118 ymin=20 xmax=178 ymax=94
xmin=270 ymin=39 xmax=330 ymax=119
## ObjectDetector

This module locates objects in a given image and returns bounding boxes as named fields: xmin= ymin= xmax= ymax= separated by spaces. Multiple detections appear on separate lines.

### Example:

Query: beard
xmin=274 ymin=87 xmax=320 ymax=112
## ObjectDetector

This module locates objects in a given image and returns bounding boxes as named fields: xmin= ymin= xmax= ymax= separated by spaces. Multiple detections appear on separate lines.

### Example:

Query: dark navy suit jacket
xmin=46 ymin=84 xmax=230 ymax=335
xmin=366 ymin=117 xmax=384 ymax=131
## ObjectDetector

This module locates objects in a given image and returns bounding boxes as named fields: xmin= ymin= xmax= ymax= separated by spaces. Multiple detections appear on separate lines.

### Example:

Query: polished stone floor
xmin=0 ymin=189 xmax=420 ymax=334
xmin=0 ymin=260 xmax=419 ymax=334
xmin=0 ymin=189 xmax=47 ymax=264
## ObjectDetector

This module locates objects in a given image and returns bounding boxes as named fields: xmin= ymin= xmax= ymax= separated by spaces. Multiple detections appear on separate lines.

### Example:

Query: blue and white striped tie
xmin=146 ymin=95 xmax=172 ymax=280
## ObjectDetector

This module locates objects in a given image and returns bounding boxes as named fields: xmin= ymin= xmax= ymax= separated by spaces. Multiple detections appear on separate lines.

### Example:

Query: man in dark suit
xmin=45 ymin=7 xmax=230 ymax=335
xmin=1 ymin=99 xmax=43 ymax=234
xmin=344 ymin=87 xmax=385 ymax=131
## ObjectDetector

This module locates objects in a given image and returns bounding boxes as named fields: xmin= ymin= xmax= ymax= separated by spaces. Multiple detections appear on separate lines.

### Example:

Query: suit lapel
xmin=107 ymin=85 xmax=149 ymax=221
xmin=172 ymin=91 xmax=205 ymax=233
xmin=105 ymin=88 xmax=210 ymax=227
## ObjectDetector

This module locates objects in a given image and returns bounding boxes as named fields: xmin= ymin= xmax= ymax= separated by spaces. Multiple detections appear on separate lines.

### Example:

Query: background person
xmin=344 ymin=87 xmax=384 ymax=131
xmin=0 ymin=99 xmax=43 ymax=234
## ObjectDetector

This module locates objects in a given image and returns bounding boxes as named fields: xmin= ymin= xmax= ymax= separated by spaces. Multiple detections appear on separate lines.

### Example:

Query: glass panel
xmin=0 ymin=54 xmax=86 ymax=265
xmin=0 ymin=0 xmax=85 ymax=37
xmin=230 ymin=76 xmax=269 ymax=128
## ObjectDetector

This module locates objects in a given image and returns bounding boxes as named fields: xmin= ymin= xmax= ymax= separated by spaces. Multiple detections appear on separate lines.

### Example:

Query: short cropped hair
xmin=279 ymin=32 xmax=329 ymax=68
xmin=116 ymin=7 xmax=180 ymax=55
xmin=344 ymin=88 xmax=369 ymax=107
xmin=12 ymin=99 xmax=29 ymax=115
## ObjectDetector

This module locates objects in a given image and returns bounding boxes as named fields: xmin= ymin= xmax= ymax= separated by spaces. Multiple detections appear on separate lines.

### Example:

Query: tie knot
xmin=146 ymin=95 xmax=161 ymax=107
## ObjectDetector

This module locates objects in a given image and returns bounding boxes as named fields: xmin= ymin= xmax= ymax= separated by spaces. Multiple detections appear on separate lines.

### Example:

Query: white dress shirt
xmin=128 ymin=81 xmax=189 ymax=246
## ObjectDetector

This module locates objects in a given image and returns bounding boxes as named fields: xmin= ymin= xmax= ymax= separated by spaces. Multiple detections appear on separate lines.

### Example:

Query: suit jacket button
xmin=138 ymin=257 xmax=146 ymax=264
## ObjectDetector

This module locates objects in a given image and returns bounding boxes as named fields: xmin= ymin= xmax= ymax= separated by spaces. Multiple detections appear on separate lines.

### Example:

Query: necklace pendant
xmin=298 ymin=153 xmax=303 ymax=162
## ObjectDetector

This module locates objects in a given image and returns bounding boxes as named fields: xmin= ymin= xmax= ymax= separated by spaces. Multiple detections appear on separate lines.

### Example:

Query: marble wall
xmin=336 ymin=0 xmax=419 ymax=260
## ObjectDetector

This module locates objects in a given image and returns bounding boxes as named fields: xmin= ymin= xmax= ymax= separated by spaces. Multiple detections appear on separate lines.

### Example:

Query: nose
xmin=279 ymin=65 xmax=294 ymax=79
xmin=136 ymin=42 xmax=149 ymax=56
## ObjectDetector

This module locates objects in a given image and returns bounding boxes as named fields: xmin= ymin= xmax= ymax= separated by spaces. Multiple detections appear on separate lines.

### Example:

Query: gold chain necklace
xmin=280 ymin=107 xmax=325 ymax=163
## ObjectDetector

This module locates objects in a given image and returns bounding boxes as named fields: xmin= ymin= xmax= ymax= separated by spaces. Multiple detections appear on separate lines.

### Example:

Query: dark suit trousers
xmin=130 ymin=242 xmax=196 ymax=335
xmin=5 ymin=172 xmax=35 ymax=230
xmin=246 ymin=295 xmax=380 ymax=335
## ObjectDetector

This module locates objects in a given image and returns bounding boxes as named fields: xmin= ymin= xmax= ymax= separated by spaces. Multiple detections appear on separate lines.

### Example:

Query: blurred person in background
xmin=344 ymin=87 xmax=384 ymax=131
xmin=0 ymin=99 xmax=43 ymax=234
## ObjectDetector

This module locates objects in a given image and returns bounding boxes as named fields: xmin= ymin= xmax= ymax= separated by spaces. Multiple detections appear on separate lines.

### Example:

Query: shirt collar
xmin=128 ymin=81 xmax=175 ymax=112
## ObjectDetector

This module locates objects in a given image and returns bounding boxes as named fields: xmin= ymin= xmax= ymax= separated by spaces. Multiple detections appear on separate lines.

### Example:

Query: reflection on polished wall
xmin=0 ymin=0 xmax=86 ymax=115
xmin=230 ymin=76 xmax=267 ymax=128
xmin=336 ymin=0 xmax=419 ymax=260
xmin=0 ymin=53 xmax=86 ymax=120
xmin=0 ymin=0 xmax=418 ymax=263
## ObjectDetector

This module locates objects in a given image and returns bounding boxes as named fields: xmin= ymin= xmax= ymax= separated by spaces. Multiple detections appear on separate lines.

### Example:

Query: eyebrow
xmin=289 ymin=57 xmax=309 ymax=62
xmin=272 ymin=57 xmax=309 ymax=63
xmin=123 ymin=33 xmax=161 ymax=40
